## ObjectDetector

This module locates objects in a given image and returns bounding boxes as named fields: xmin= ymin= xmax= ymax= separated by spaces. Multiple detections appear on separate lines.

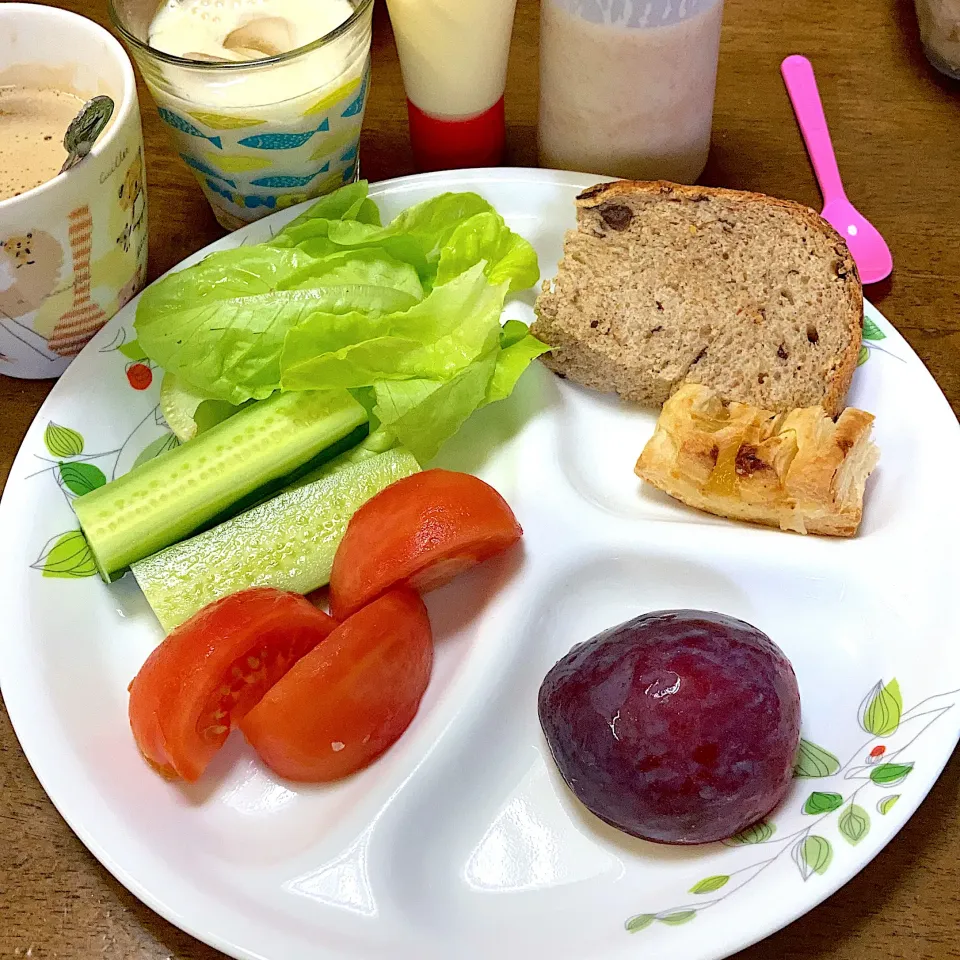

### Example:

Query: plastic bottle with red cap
xmin=384 ymin=0 xmax=518 ymax=171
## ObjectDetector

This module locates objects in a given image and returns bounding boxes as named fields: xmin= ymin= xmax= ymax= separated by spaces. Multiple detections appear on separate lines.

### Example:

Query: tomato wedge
xmin=329 ymin=469 xmax=522 ymax=621
xmin=240 ymin=588 xmax=433 ymax=782
xmin=129 ymin=588 xmax=336 ymax=781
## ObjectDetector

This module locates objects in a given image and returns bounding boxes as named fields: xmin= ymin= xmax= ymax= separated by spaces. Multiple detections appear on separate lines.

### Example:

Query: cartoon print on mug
xmin=116 ymin=149 xmax=146 ymax=255
xmin=92 ymin=146 xmax=149 ymax=315
xmin=47 ymin=205 xmax=109 ymax=357
xmin=0 ymin=230 xmax=65 ymax=321
xmin=114 ymin=148 xmax=148 ymax=311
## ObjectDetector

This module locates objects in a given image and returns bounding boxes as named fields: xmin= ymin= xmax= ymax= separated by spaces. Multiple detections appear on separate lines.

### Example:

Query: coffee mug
xmin=0 ymin=3 xmax=148 ymax=380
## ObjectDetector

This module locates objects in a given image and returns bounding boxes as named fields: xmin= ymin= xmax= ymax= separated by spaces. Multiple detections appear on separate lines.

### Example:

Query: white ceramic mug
xmin=0 ymin=3 xmax=148 ymax=380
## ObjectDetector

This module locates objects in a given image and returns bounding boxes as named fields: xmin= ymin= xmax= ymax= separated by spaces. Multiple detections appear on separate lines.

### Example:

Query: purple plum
xmin=538 ymin=609 xmax=801 ymax=844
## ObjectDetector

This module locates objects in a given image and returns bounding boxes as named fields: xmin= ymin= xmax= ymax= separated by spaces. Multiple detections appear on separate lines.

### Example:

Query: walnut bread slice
xmin=634 ymin=384 xmax=879 ymax=536
xmin=533 ymin=180 xmax=863 ymax=417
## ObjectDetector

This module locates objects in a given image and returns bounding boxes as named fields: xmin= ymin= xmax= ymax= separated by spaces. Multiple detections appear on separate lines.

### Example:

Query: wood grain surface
xmin=1 ymin=0 xmax=959 ymax=957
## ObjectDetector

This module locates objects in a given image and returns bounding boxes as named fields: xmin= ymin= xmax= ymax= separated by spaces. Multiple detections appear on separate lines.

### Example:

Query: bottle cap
xmin=407 ymin=97 xmax=506 ymax=172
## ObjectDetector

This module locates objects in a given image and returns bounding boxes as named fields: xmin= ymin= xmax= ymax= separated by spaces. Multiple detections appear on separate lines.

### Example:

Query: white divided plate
xmin=1 ymin=169 xmax=958 ymax=960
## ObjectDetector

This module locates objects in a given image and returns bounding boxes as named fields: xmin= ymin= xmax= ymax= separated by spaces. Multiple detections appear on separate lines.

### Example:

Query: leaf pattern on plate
xmin=658 ymin=911 xmax=697 ymax=926
xmin=793 ymin=835 xmax=833 ymax=879
xmin=624 ymin=914 xmax=656 ymax=933
xmin=877 ymin=795 xmax=900 ymax=816
xmin=857 ymin=344 xmax=869 ymax=366
xmin=838 ymin=804 xmax=870 ymax=845
xmin=31 ymin=531 xmax=97 ymax=579
xmin=803 ymin=792 xmax=844 ymax=815
xmin=58 ymin=461 xmax=107 ymax=496
xmin=624 ymin=679 xmax=958 ymax=933
xmin=794 ymin=739 xmax=841 ymax=778
xmin=722 ymin=819 xmax=776 ymax=846
xmin=869 ymin=763 xmax=913 ymax=787
xmin=132 ymin=432 xmax=181 ymax=469
xmin=44 ymin=422 xmax=84 ymax=458
xmin=862 ymin=316 xmax=886 ymax=341
xmin=689 ymin=875 xmax=729 ymax=895
xmin=858 ymin=679 xmax=902 ymax=737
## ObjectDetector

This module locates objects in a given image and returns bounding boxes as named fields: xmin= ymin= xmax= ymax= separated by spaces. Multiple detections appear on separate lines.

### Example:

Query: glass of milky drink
xmin=538 ymin=0 xmax=725 ymax=184
xmin=110 ymin=0 xmax=373 ymax=230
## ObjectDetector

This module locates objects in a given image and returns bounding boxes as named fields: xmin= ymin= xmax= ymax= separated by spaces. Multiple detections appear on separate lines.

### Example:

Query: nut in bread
xmin=635 ymin=384 xmax=879 ymax=536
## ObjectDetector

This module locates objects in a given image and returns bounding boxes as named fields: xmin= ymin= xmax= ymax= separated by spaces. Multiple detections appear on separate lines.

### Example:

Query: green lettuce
xmin=134 ymin=180 xmax=549 ymax=460
xmin=281 ymin=264 xmax=504 ymax=389
xmin=137 ymin=247 xmax=423 ymax=404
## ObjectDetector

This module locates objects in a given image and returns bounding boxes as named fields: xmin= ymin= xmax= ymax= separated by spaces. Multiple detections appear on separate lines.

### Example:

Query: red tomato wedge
xmin=329 ymin=469 xmax=522 ymax=621
xmin=129 ymin=588 xmax=336 ymax=782
xmin=240 ymin=588 xmax=433 ymax=782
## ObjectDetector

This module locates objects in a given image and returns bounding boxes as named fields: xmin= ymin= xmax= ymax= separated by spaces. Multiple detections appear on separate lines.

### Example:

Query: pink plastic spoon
xmin=781 ymin=55 xmax=892 ymax=284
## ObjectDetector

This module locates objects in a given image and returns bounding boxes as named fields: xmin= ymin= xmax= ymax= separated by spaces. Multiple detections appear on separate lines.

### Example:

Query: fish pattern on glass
xmin=179 ymin=154 xmax=237 ymax=187
xmin=157 ymin=107 xmax=223 ymax=149
xmin=153 ymin=59 xmax=371 ymax=225
xmin=340 ymin=70 xmax=368 ymax=118
xmin=250 ymin=163 xmax=331 ymax=188
xmin=238 ymin=118 xmax=331 ymax=151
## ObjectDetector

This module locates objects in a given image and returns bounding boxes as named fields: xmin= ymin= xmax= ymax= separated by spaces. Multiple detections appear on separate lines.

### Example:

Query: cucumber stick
xmin=132 ymin=448 xmax=420 ymax=630
xmin=74 ymin=389 xmax=368 ymax=581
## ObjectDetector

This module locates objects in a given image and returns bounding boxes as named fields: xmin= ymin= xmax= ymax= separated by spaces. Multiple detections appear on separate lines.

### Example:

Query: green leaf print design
xmin=689 ymin=875 xmax=729 ymax=895
xmin=658 ymin=911 xmax=697 ymax=926
xmin=838 ymin=804 xmax=870 ymax=845
xmin=31 ymin=531 xmax=97 ymax=579
xmin=723 ymin=819 xmax=776 ymax=846
xmin=58 ymin=461 xmax=107 ymax=496
xmin=870 ymin=763 xmax=914 ymax=787
xmin=625 ymin=914 xmax=656 ymax=933
xmin=44 ymin=422 xmax=84 ymax=458
xmin=862 ymin=316 xmax=886 ymax=341
xmin=794 ymin=739 xmax=841 ymax=778
xmin=794 ymin=835 xmax=833 ymax=879
xmin=857 ymin=345 xmax=869 ymax=366
xmin=132 ymin=432 xmax=181 ymax=469
xmin=877 ymin=795 xmax=900 ymax=816
xmin=859 ymin=679 xmax=902 ymax=736
xmin=620 ymin=678 xmax=960 ymax=936
xmin=803 ymin=791 xmax=844 ymax=815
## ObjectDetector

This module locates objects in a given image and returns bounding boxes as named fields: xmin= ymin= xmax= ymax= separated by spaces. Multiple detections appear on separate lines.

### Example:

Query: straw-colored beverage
xmin=111 ymin=0 xmax=373 ymax=230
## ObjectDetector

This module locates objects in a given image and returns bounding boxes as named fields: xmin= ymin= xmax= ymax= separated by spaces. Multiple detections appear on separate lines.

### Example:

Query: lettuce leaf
xmin=272 ymin=189 xmax=537 ymax=292
xmin=436 ymin=212 xmax=540 ymax=292
xmin=372 ymin=352 xmax=499 ymax=463
xmin=136 ymin=247 xmax=423 ymax=403
xmin=134 ymin=181 xmax=549 ymax=457
xmin=280 ymin=264 xmax=505 ymax=390
xmin=273 ymin=180 xmax=381 ymax=243
xmin=485 ymin=321 xmax=553 ymax=405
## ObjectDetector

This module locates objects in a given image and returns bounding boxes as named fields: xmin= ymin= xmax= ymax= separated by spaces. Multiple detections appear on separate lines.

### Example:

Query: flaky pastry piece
xmin=635 ymin=384 xmax=880 ymax=536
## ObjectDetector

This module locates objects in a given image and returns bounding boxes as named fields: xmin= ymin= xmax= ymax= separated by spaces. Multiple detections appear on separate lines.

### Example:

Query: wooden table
xmin=2 ymin=0 xmax=959 ymax=957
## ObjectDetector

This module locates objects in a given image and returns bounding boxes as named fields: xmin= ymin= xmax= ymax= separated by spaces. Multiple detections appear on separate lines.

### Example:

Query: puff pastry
xmin=635 ymin=384 xmax=880 ymax=536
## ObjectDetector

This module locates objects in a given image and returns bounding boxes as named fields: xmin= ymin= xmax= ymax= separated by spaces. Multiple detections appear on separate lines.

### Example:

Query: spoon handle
xmin=781 ymin=55 xmax=847 ymax=205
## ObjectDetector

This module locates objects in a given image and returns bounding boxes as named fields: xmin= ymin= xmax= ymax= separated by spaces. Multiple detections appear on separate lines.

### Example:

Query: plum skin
xmin=538 ymin=609 xmax=801 ymax=844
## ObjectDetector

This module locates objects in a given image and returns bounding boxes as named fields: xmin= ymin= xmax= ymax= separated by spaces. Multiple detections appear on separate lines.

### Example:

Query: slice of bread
xmin=635 ymin=383 xmax=879 ymax=537
xmin=533 ymin=181 xmax=864 ymax=417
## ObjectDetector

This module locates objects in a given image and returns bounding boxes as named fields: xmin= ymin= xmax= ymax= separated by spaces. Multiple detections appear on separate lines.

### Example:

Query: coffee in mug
xmin=0 ymin=3 xmax=148 ymax=380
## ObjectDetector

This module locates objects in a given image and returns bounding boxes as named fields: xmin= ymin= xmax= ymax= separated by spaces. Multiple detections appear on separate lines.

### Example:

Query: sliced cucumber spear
xmin=132 ymin=447 xmax=420 ymax=630
xmin=74 ymin=388 xmax=368 ymax=582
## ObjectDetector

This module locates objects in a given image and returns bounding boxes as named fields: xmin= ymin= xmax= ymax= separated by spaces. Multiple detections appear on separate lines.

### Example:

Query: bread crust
xmin=634 ymin=383 xmax=879 ymax=537
xmin=534 ymin=180 xmax=864 ymax=418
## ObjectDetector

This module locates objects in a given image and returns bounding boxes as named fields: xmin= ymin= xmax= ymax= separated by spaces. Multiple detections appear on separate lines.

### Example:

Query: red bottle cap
xmin=407 ymin=97 xmax=506 ymax=172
